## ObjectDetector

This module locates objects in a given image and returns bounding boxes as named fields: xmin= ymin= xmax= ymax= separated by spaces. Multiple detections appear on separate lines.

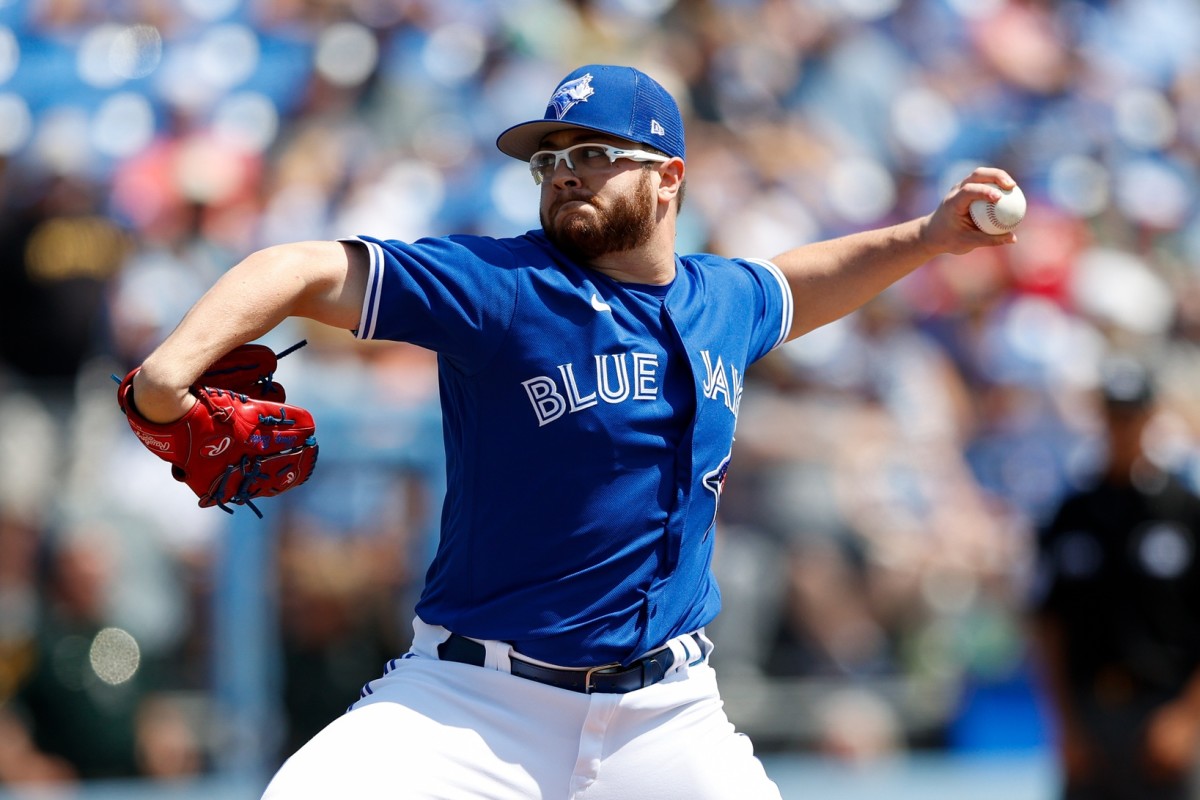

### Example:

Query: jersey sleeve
xmin=735 ymin=257 xmax=794 ymax=363
xmin=344 ymin=234 xmax=519 ymax=374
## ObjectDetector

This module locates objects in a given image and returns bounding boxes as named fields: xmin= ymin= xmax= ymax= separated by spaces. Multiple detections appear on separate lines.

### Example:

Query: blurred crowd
xmin=3 ymin=0 xmax=1200 ymax=789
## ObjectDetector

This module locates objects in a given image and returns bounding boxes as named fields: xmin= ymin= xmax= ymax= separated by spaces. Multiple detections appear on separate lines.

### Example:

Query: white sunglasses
xmin=528 ymin=142 xmax=671 ymax=185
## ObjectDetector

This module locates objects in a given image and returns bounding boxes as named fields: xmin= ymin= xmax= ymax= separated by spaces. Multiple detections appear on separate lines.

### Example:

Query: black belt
xmin=436 ymin=633 xmax=703 ymax=694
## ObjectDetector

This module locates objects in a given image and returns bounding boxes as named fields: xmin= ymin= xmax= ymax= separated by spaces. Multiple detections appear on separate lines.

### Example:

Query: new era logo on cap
xmin=496 ymin=64 xmax=686 ymax=162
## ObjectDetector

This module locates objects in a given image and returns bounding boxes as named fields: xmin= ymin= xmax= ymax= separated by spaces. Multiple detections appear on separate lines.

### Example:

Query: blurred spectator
xmin=0 ymin=172 xmax=128 ymax=388
xmin=0 ymin=526 xmax=202 ymax=785
xmin=275 ymin=526 xmax=403 ymax=761
xmin=1030 ymin=357 xmax=1200 ymax=800
xmin=0 ymin=506 xmax=51 ymax=783
xmin=813 ymin=686 xmax=903 ymax=766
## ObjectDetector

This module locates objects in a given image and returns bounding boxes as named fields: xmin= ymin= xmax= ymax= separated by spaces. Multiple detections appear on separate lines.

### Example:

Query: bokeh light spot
xmin=827 ymin=157 xmax=897 ymax=224
xmin=0 ymin=92 xmax=31 ymax=154
xmin=1047 ymin=154 xmax=1110 ymax=218
xmin=92 ymin=91 xmax=156 ymax=159
xmin=89 ymin=627 xmax=141 ymax=686
xmin=1114 ymin=158 xmax=1190 ymax=229
xmin=110 ymin=24 xmax=163 ymax=80
xmin=78 ymin=24 xmax=127 ymax=88
xmin=0 ymin=26 xmax=18 ymax=85
xmin=180 ymin=0 xmax=240 ymax=22
xmin=315 ymin=22 xmax=378 ymax=88
xmin=892 ymin=86 xmax=959 ymax=157
xmin=33 ymin=106 xmax=92 ymax=174
xmin=212 ymin=91 xmax=279 ymax=153
xmin=1114 ymin=87 xmax=1177 ymax=151
xmin=196 ymin=24 xmax=259 ymax=91
xmin=423 ymin=23 xmax=486 ymax=85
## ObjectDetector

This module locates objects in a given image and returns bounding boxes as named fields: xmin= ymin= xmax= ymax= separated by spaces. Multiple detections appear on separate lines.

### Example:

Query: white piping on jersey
xmin=344 ymin=238 xmax=792 ymax=351
xmin=349 ymin=237 xmax=385 ymax=341
xmin=745 ymin=257 xmax=793 ymax=350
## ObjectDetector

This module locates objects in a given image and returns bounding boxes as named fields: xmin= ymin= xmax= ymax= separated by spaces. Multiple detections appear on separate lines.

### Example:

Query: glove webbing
xmin=201 ymin=340 xmax=307 ymax=396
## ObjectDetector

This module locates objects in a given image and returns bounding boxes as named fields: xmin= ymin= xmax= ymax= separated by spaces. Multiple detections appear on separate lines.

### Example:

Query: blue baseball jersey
xmin=348 ymin=230 xmax=793 ymax=666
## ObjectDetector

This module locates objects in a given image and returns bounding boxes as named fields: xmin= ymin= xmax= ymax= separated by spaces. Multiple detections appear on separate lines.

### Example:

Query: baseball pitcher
xmin=119 ymin=64 xmax=1019 ymax=799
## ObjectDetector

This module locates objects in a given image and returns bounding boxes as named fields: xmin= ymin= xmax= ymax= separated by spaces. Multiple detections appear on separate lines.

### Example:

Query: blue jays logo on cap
xmin=496 ymin=64 xmax=686 ymax=163
xmin=548 ymin=74 xmax=595 ymax=120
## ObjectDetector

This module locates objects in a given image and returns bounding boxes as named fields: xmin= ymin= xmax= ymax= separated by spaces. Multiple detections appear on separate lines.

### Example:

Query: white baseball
xmin=969 ymin=183 xmax=1026 ymax=235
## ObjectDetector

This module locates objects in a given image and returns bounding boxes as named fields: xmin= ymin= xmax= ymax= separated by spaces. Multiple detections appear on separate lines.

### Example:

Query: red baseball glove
xmin=116 ymin=342 xmax=318 ymax=517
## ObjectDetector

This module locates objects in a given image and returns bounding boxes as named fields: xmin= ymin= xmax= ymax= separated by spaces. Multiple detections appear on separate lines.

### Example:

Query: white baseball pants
xmin=261 ymin=618 xmax=782 ymax=799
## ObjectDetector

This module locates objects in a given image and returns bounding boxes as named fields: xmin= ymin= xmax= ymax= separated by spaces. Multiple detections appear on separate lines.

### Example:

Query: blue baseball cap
xmin=496 ymin=64 xmax=685 ymax=162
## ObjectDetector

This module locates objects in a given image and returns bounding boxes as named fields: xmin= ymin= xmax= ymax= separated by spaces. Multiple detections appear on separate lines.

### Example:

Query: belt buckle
xmin=583 ymin=662 xmax=623 ymax=694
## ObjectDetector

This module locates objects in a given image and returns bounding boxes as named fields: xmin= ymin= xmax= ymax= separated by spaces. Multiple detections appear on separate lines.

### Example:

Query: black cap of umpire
xmin=1099 ymin=356 xmax=1156 ymax=409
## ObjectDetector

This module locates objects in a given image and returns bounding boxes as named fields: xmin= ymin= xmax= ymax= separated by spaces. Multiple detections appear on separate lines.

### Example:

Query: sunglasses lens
xmin=530 ymin=152 xmax=558 ymax=184
xmin=572 ymin=146 xmax=612 ymax=171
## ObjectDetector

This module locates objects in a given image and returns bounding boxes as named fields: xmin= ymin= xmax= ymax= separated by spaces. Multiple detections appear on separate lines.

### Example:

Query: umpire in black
xmin=1031 ymin=356 xmax=1200 ymax=800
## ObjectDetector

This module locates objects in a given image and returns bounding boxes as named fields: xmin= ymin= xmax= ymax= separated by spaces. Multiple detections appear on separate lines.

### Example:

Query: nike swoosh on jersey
xmin=590 ymin=293 xmax=613 ymax=312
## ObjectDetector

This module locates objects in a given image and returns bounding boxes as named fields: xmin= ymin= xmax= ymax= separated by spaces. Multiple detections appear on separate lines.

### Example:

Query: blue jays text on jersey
xmin=520 ymin=347 xmax=743 ymax=426
xmin=347 ymin=230 xmax=793 ymax=667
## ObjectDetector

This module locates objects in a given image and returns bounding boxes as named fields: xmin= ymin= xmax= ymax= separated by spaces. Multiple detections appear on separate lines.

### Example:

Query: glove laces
xmin=211 ymin=404 xmax=305 ymax=518
xmin=214 ymin=455 xmax=269 ymax=518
